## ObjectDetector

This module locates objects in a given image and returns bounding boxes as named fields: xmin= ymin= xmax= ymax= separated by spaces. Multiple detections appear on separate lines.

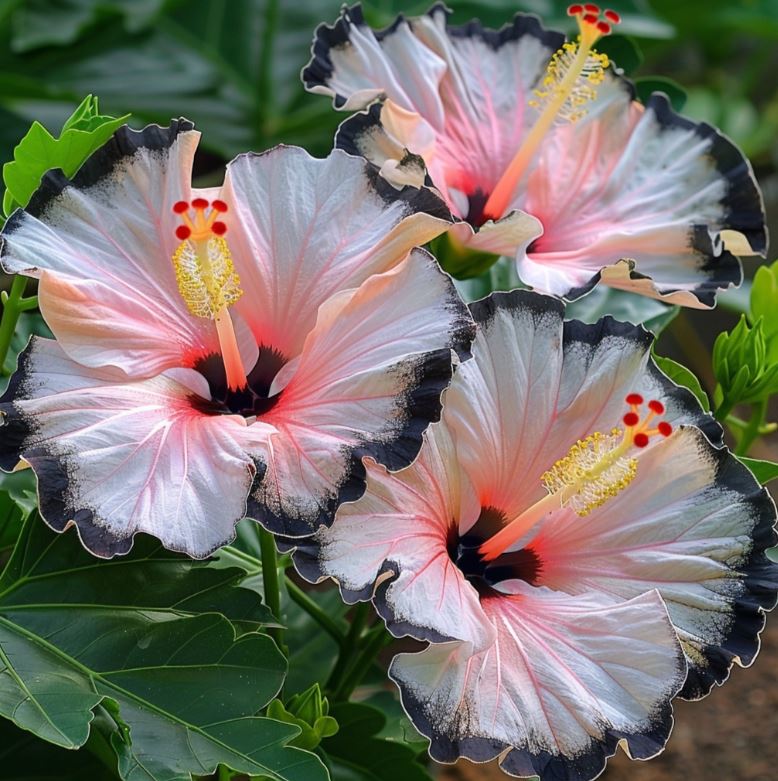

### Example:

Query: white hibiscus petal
xmin=391 ymin=585 xmax=685 ymax=781
xmin=294 ymin=422 xmax=489 ymax=647
xmin=0 ymin=121 xmax=215 ymax=377
xmin=0 ymin=337 xmax=262 ymax=557
xmin=529 ymin=425 xmax=778 ymax=700
xmin=245 ymin=249 xmax=474 ymax=537
xmin=221 ymin=146 xmax=451 ymax=358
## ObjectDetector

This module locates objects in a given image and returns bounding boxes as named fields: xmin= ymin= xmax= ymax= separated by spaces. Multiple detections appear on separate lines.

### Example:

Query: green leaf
xmin=566 ymin=286 xmax=679 ymax=335
xmin=737 ymin=457 xmax=778 ymax=484
xmin=3 ymin=96 xmax=129 ymax=215
xmin=0 ymin=514 xmax=325 ymax=781
xmin=284 ymin=584 xmax=349 ymax=694
xmin=634 ymin=76 xmax=687 ymax=111
xmin=653 ymin=355 xmax=710 ymax=411
xmin=322 ymin=703 xmax=432 ymax=781
xmin=11 ymin=0 xmax=166 ymax=52
xmin=598 ymin=34 xmax=644 ymax=75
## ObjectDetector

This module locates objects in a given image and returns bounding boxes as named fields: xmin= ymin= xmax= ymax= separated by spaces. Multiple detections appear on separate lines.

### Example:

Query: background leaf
xmin=322 ymin=702 xmax=432 ymax=781
xmin=653 ymin=354 xmax=711 ymax=411
xmin=738 ymin=456 xmax=778 ymax=485
xmin=0 ymin=514 xmax=324 ymax=781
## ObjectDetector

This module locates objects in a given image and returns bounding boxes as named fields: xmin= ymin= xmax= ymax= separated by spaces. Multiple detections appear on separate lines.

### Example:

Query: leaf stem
xmin=285 ymin=576 xmax=347 ymax=647
xmin=0 ymin=276 xmax=34 ymax=375
xmin=736 ymin=399 xmax=768 ymax=457
xmin=326 ymin=602 xmax=373 ymax=693
xmin=259 ymin=528 xmax=284 ymax=650
xmin=333 ymin=624 xmax=392 ymax=701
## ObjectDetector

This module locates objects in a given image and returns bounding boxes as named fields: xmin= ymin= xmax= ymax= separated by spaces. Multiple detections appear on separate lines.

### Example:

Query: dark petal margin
xmin=390 ymin=650 xmax=681 ymax=781
xmin=0 ymin=340 xmax=136 ymax=557
xmin=678 ymin=445 xmax=778 ymax=700
xmin=0 ymin=338 xmax=255 ymax=559
xmin=302 ymin=3 xmax=369 ymax=108
xmin=247 ymin=249 xmax=475 ymax=539
xmin=646 ymin=93 xmax=767 ymax=258
xmin=302 ymin=2 xmax=564 ymax=108
xmin=543 ymin=89 xmax=763 ymax=307
xmin=0 ymin=118 xmax=195 ymax=267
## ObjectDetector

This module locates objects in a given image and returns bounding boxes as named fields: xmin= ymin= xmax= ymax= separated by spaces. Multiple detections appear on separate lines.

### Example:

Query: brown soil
xmin=437 ymin=612 xmax=778 ymax=781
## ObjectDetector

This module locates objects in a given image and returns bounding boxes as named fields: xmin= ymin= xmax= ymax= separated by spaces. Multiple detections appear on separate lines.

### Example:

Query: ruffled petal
xmin=528 ymin=425 xmax=778 ymax=700
xmin=221 ymin=145 xmax=451 ymax=358
xmin=308 ymin=7 xmax=765 ymax=306
xmin=326 ymin=6 xmax=562 ymax=220
xmin=391 ymin=585 xmax=685 ymax=781
xmin=0 ymin=338 xmax=262 ymax=557
xmin=293 ymin=421 xmax=490 ymax=647
xmin=245 ymin=249 xmax=474 ymax=537
xmin=447 ymin=291 xmax=717 ymax=523
xmin=0 ymin=120 xmax=218 ymax=377
xmin=518 ymin=86 xmax=763 ymax=305
xmin=303 ymin=4 xmax=447 ymax=115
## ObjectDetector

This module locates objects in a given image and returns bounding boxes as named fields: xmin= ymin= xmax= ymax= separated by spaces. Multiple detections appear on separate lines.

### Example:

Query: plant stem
xmin=333 ymin=625 xmax=392 ymax=701
xmin=326 ymin=602 xmax=372 ymax=693
xmin=285 ymin=576 xmax=347 ymax=647
xmin=736 ymin=399 xmax=768 ymax=457
xmin=0 ymin=276 xmax=35 ymax=375
xmin=259 ymin=528 xmax=284 ymax=649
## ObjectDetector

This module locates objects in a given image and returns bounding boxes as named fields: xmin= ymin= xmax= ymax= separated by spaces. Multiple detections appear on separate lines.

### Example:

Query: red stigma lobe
xmin=584 ymin=3 xmax=600 ymax=11
xmin=648 ymin=400 xmax=665 ymax=414
xmin=175 ymin=225 xmax=191 ymax=240
xmin=623 ymin=412 xmax=640 ymax=427
xmin=633 ymin=432 xmax=649 ymax=448
xmin=626 ymin=393 xmax=644 ymax=406
xmin=604 ymin=9 xmax=621 ymax=23
xmin=173 ymin=200 xmax=189 ymax=214
xmin=597 ymin=20 xmax=611 ymax=33
xmin=567 ymin=4 xmax=584 ymax=14
xmin=658 ymin=421 xmax=673 ymax=437
xmin=212 ymin=199 xmax=229 ymax=213
xmin=583 ymin=12 xmax=598 ymax=23
xmin=212 ymin=221 xmax=228 ymax=236
xmin=191 ymin=197 xmax=209 ymax=210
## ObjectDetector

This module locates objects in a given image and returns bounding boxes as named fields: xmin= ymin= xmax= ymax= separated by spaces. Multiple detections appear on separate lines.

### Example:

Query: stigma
xmin=481 ymin=4 xmax=620 ymax=221
xmin=479 ymin=393 xmax=671 ymax=561
xmin=172 ymin=198 xmax=248 ymax=392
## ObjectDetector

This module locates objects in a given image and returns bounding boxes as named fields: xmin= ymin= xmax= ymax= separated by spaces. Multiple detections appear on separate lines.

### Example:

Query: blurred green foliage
xmin=0 ymin=0 xmax=775 ymax=186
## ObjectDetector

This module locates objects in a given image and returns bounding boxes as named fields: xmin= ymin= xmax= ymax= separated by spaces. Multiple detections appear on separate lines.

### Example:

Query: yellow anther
xmin=541 ymin=428 xmax=637 ymax=516
xmin=173 ymin=235 xmax=243 ymax=320
xmin=482 ymin=10 xmax=616 ymax=221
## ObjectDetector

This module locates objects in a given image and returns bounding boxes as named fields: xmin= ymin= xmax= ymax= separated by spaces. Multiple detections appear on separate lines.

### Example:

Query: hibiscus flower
xmin=0 ymin=119 xmax=474 ymax=557
xmin=293 ymin=290 xmax=778 ymax=780
xmin=303 ymin=4 xmax=766 ymax=305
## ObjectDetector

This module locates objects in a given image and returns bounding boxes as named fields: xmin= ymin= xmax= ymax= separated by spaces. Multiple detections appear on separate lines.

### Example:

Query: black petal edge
xmin=302 ymin=2 xmax=564 ymax=108
xmin=0 ymin=337 xmax=253 ymax=560
xmin=0 ymin=118 xmax=195 ymax=264
xmin=391 ymin=652 xmax=679 ymax=781
xmin=678 ymin=441 xmax=778 ymax=700
xmin=231 ymin=144 xmax=451 ymax=224
xmin=647 ymin=92 xmax=767 ymax=258
xmin=542 ymin=89 xmax=765 ymax=306
xmin=289 ymin=291 xmax=562 ymax=630
xmin=248 ymin=247 xmax=475 ymax=539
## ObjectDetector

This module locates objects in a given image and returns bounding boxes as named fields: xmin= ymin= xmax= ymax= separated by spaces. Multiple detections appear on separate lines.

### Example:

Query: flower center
xmin=481 ymin=4 xmax=620 ymax=222
xmin=172 ymin=198 xmax=248 ymax=392
xmin=479 ymin=393 xmax=672 ymax=561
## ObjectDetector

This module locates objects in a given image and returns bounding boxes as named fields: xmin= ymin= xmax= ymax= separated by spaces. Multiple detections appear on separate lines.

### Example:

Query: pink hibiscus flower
xmin=293 ymin=291 xmax=778 ymax=780
xmin=303 ymin=4 xmax=766 ymax=306
xmin=0 ymin=120 xmax=475 ymax=557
